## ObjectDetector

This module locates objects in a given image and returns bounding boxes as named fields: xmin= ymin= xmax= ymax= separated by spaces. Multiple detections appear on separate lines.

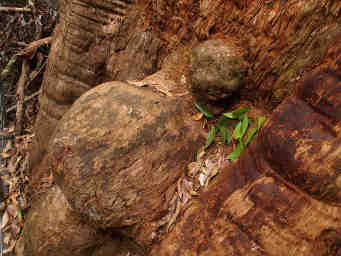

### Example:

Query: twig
xmin=6 ymin=90 xmax=41 ymax=113
xmin=0 ymin=16 xmax=17 ymax=49
xmin=16 ymin=37 xmax=52 ymax=59
xmin=0 ymin=7 xmax=31 ymax=12
xmin=0 ymin=56 xmax=17 ymax=79
xmin=15 ymin=60 xmax=29 ymax=135
xmin=28 ymin=56 xmax=46 ymax=85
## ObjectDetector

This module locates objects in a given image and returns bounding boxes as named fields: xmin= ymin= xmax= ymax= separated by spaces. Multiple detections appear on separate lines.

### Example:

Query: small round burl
xmin=189 ymin=39 xmax=248 ymax=101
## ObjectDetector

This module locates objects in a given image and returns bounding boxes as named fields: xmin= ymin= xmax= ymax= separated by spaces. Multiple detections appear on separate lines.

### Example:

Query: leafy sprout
xmin=194 ymin=102 xmax=214 ymax=118
xmin=195 ymin=103 xmax=266 ymax=161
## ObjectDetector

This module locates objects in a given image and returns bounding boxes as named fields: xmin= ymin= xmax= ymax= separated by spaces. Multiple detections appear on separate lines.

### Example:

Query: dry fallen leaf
xmin=1 ymin=152 xmax=12 ymax=159
xmin=167 ymin=199 xmax=181 ymax=232
xmin=187 ymin=162 xmax=201 ymax=178
xmin=4 ymin=231 xmax=10 ymax=244
xmin=2 ymin=210 xmax=9 ymax=229
xmin=11 ymin=223 xmax=21 ymax=235
xmin=126 ymin=80 xmax=149 ymax=87
xmin=3 ymin=238 xmax=16 ymax=254
xmin=6 ymin=205 xmax=17 ymax=218
xmin=192 ymin=112 xmax=204 ymax=121
xmin=3 ymin=140 xmax=13 ymax=153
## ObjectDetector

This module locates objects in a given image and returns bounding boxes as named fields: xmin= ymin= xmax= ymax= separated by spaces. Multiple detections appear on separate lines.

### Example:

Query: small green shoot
xmin=205 ymin=126 xmax=218 ymax=148
xmin=194 ymin=102 xmax=214 ymax=118
xmin=195 ymin=103 xmax=266 ymax=161
xmin=218 ymin=125 xmax=231 ymax=144
xmin=226 ymin=140 xmax=245 ymax=161
xmin=232 ymin=114 xmax=249 ymax=140
xmin=245 ymin=128 xmax=257 ymax=146
xmin=217 ymin=117 xmax=231 ymax=144
xmin=223 ymin=106 xmax=250 ymax=119
xmin=257 ymin=116 xmax=266 ymax=129
xmin=245 ymin=116 xmax=267 ymax=146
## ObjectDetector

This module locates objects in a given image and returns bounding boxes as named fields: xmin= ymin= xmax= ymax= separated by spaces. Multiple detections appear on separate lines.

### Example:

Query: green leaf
xmin=217 ymin=116 xmax=228 ymax=127
xmin=194 ymin=102 xmax=214 ymax=118
xmin=245 ymin=128 xmax=257 ymax=146
xmin=223 ymin=106 xmax=250 ymax=119
xmin=257 ymin=116 xmax=267 ymax=129
xmin=240 ymin=114 xmax=249 ymax=138
xmin=245 ymin=116 xmax=267 ymax=146
xmin=233 ymin=120 xmax=242 ymax=139
xmin=226 ymin=141 xmax=245 ymax=161
xmin=216 ymin=117 xmax=230 ymax=144
xmin=205 ymin=126 xmax=218 ymax=148
xmin=218 ymin=125 xmax=231 ymax=144
xmin=232 ymin=114 xmax=249 ymax=140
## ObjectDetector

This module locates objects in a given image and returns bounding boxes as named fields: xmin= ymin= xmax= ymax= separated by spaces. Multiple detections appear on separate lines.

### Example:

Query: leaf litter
xmin=162 ymin=104 xmax=267 ymax=233
xmin=0 ymin=127 xmax=33 ymax=255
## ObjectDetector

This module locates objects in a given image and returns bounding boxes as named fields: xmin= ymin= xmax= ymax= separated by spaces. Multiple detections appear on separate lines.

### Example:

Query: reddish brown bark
xmin=150 ymin=41 xmax=341 ymax=256
xmin=21 ymin=0 xmax=341 ymax=255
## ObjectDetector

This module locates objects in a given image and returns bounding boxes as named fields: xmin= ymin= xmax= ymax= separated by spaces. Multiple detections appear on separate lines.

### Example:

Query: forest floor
xmin=0 ymin=0 xmax=57 ymax=254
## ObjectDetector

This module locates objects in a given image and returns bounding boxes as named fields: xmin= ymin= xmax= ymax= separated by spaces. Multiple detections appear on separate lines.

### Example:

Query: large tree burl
xmin=47 ymin=81 xmax=203 ymax=228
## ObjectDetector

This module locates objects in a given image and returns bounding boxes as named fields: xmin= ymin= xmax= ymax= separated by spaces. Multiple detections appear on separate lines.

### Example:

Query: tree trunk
xmin=150 ymin=49 xmax=341 ymax=255
xmin=31 ymin=0 xmax=341 ymax=170
xmin=30 ymin=0 xmax=163 ymax=171
xmin=23 ymin=0 xmax=341 ymax=255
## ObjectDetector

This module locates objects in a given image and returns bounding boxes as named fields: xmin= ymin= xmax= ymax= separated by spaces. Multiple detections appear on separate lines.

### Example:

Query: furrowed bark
xmin=30 ymin=0 xmax=162 ymax=170
xmin=31 ymin=0 xmax=341 ymax=171
xmin=24 ymin=1 xmax=341 ymax=255
xmin=150 ymin=40 xmax=341 ymax=256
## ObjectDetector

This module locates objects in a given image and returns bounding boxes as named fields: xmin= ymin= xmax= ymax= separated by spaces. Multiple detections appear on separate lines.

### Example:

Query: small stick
xmin=7 ymin=90 xmax=41 ymax=113
xmin=0 ymin=7 xmax=31 ymax=12
xmin=15 ymin=60 xmax=29 ymax=135
xmin=16 ymin=36 xmax=52 ymax=59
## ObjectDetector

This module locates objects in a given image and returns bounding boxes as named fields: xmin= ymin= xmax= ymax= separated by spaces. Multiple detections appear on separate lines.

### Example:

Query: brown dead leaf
xmin=167 ymin=199 xmax=181 ymax=232
xmin=187 ymin=162 xmax=201 ymax=177
xmin=11 ymin=223 xmax=21 ymax=235
xmin=6 ymin=205 xmax=17 ymax=218
xmin=3 ymin=238 xmax=16 ymax=254
xmin=8 ymin=155 xmax=22 ymax=174
xmin=1 ymin=152 xmax=12 ymax=159
xmin=2 ymin=210 xmax=9 ymax=229
xmin=0 ymin=202 xmax=5 ymax=212
xmin=126 ymin=80 xmax=149 ymax=87
xmin=192 ymin=112 xmax=204 ymax=121
xmin=3 ymin=140 xmax=13 ymax=153
xmin=4 ymin=232 xmax=10 ymax=244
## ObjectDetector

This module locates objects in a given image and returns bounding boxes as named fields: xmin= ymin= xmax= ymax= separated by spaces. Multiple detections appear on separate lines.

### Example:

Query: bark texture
xmin=22 ymin=0 xmax=341 ymax=255
xmin=48 ymin=81 xmax=202 ymax=228
xmin=150 ymin=42 xmax=341 ymax=256
xmin=15 ymin=185 xmax=102 ymax=256
xmin=189 ymin=39 xmax=248 ymax=101
xmin=30 ymin=0 xmax=163 ymax=169
xmin=31 ymin=0 xmax=341 ymax=171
